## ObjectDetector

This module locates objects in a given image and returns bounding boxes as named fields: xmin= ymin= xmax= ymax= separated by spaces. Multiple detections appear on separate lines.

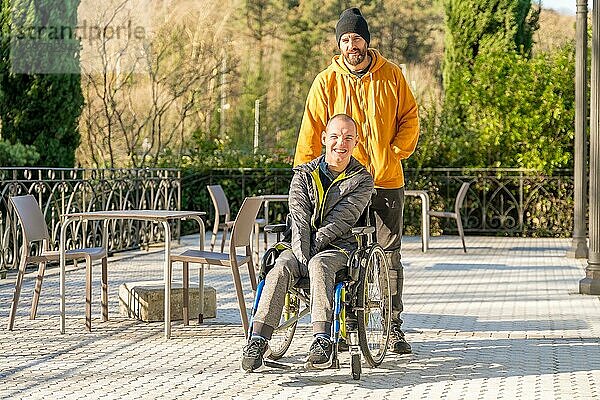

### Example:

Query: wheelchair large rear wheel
xmin=356 ymin=244 xmax=392 ymax=367
xmin=267 ymin=291 xmax=299 ymax=360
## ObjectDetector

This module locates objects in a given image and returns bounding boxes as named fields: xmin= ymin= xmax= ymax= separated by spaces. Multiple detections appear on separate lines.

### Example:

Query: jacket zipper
xmin=319 ymin=170 xmax=360 ymax=258
xmin=318 ymin=169 xmax=361 ymax=224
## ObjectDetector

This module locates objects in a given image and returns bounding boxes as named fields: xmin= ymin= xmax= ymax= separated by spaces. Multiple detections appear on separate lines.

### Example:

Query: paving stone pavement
xmin=1 ymin=234 xmax=599 ymax=399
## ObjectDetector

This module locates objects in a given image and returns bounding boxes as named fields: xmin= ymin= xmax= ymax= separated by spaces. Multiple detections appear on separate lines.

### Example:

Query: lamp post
xmin=569 ymin=0 xmax=589 ymax=258
xmin=581 ymin=0 xmax=600 ymax=294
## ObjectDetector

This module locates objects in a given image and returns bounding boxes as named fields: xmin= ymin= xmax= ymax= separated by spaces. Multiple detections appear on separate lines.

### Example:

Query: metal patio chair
xmin=170 ymin=196 xmax=263 ymax=335
xmin=7 ymin=195 xmax=108 ymax=331
xmin=428 ymin=182 xmax=470 ymax=253
xmin=207 ymin=184 xmax=266 ymax=253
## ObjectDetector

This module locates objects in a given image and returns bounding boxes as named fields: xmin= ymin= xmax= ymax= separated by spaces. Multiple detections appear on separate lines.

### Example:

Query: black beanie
xmin=335 ymin=8 xmax=370 ymax=47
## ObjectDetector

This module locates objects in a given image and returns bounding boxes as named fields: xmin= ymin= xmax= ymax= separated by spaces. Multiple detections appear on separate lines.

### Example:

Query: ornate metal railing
xmin=182 ymin=167 xmax=293 ymax=229
xmin=183 ymin=167 xmax=575 ymax=238
xmin=0 ymin=168 xmax=181 ymax=277
xmin=1 ymin=166 xmax=576 ymax=277
xmin=404 ymin=168 xmax=574 ymax=237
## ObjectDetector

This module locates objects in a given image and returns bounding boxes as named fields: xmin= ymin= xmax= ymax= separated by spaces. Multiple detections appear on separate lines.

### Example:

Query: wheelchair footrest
xmin=263 ymin=360 xmax=292 ymax=370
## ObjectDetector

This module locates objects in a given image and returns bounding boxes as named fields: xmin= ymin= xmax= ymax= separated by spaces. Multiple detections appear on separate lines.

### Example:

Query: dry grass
xmin=534 ymin=8 xmax=576 ymax=53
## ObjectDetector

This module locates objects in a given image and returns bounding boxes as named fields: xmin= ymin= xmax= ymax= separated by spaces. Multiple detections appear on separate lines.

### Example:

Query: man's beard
xmin=344 ymin=47 xmax=367 ymax=66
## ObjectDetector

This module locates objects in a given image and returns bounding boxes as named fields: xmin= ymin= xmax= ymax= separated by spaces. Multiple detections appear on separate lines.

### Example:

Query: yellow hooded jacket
xmin=294 ymin=49 xmax=419 ymax=189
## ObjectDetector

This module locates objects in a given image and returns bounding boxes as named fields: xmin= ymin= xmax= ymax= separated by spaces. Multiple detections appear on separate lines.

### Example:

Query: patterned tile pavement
xmin=1 ymin=234 xmax=599 ymax=399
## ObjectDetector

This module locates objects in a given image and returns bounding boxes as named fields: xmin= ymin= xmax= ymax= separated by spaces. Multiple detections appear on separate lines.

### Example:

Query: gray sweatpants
xmin=252 ymin=249 xmax=348 ymax=339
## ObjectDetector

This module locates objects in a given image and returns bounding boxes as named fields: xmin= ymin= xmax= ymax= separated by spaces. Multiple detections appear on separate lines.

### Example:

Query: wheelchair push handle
xmin=265 ymin=223 xmax=288 ymax=243
xmin=264 ymin=224 xmax=287 ymax=234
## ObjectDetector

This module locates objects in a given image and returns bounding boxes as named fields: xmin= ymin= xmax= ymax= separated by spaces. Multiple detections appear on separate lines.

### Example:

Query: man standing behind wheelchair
xmin=294 ymin=7 xmax=419 ymax=355
xmin=242 ymin=114 xmax=374 ymax=372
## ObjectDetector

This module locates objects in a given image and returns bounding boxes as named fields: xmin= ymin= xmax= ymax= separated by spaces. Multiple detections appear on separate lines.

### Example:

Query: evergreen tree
xmin=228 ymin=0 xmax=286 ymax=154
xmin=369 ymin=0 xmax=444 ymax=67
xmin=442 ymin=0 xmax=539 ymax=117
xmin=278 ymin=0 xmax=341 ymax=132
xmin=431 ymin=1 xmax=577 ymax=174
xmin=0 ymin=0 xmax=83 ymax=167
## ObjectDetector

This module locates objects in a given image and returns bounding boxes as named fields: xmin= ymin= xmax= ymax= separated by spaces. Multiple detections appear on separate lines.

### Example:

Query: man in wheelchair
xmin=242 ymin=114 xmax=374 ymax=372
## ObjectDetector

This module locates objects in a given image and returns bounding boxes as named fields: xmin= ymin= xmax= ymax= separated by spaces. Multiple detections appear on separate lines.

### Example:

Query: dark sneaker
xmin=305 ymin=336 xmax=333 ymax=369
xmin=242 ymin=337 xmax=268 ymax=372
xmin=389 ymin=325 xmax=412 ymax=354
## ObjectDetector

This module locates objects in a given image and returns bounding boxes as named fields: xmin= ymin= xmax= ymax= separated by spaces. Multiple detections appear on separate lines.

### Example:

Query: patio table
xmin=59 ymin=210 xmax=205 ymax=339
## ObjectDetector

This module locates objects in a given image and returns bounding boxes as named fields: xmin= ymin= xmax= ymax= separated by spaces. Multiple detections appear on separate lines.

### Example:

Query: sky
xmin=541 ymin=0 xmax=576 ymax=15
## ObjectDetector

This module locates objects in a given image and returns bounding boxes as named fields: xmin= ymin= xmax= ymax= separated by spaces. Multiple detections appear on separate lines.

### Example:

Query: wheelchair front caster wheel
xmin=351 ymin=354 xmax=361 ymax=380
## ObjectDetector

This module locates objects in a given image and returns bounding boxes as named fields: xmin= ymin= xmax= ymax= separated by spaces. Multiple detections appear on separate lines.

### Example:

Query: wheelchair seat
xmin=294 ymin=269 xmax=350 ymax=290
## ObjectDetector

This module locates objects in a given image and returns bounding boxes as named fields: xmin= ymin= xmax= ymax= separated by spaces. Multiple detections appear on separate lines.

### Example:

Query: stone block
xmin=118 ymin=281 xmax=216 ymax=322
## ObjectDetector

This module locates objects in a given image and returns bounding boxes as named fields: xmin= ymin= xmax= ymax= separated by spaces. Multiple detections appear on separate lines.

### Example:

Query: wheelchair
xmin=247 ymin=216 xmax=392 ymax=380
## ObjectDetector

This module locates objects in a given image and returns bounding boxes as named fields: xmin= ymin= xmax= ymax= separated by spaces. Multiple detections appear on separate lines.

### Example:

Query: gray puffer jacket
xmin=289 ymin=155 xmax=374 ymax=269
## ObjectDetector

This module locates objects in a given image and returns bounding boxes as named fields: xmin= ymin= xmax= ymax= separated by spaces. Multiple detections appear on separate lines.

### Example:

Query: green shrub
xmin=0 ymin=139 xmax=40 ymax=166
xmin=459 ymin=44 xmax=575 ymax=173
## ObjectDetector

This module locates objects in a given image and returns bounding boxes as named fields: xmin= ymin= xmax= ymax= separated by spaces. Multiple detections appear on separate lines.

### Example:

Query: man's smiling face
xmin=339 ymin=32 xmax=368 ymax=67
xmin=322 ymin=116 xmax=358 ymax=172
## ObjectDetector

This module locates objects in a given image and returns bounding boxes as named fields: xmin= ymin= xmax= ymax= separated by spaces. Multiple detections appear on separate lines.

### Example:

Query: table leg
xmin=101 ymin=220 xmax=109 ymax=322
xmin=162 ymin=221 xmax=172 ymax=339
xmin=420 ymin=194 xmax=427 ymax=252
xmin=423 ymin=194 xmax=430 ymax=252
xmin=59 ymin=218 xmax=70 ymax=334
